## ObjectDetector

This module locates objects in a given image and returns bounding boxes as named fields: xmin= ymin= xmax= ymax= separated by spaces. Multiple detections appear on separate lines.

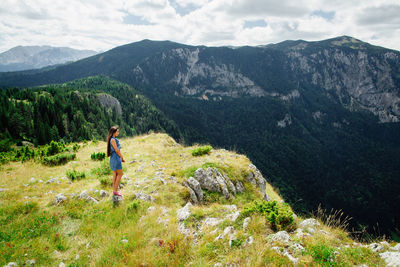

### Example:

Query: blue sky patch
xmin=170 ymin=1 xmax=198 ymax=16
xmin=123 ymin=13 xmax=153 ymax=25
xmin=311 ymin=10 xmax=335 ymax=21
xmin=243 ymin=19 xmax=267 ymax=29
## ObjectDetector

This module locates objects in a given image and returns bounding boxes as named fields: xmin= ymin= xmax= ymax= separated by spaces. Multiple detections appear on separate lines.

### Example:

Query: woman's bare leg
xmin=112 ymin=171 xmax=117 ymax=191
xmin=114 ymin=169 xmax=123 ymax=192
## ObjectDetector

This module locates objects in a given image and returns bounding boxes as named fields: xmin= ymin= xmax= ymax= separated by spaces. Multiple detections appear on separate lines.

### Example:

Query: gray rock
xmin=243 ymin=217 xmax=251 ymax=230
xmin=121 ymin=239 xmax=128 ymax=244
xmin=134 ymin=192 xmax=154 ymax=202
xmin=46 ymin=178 xmax=59 ymax=184
xmin=271 ymin=246 xmax=298 ymax=264
xmin=299 ymin=218 xmax=320 ymax=228
xmin=186 ymin=177 xmax=204 ymax=203
xmin=99 ymin=190 xmax=109 ymax=198
xmin=203 ymin=217 xmax=223 ymax=227
xmin=168 ymin=176 xmax=178 ymax=183
xmin=0 ymin=188 xmax=8 ymax=192
xmin=245 ymin=236 xmax=254 ymax=245
xmin=249 ymin=164 xmax=266 ymax=193
xmin=270 ymin=231 xmax=291 ymax=244
xmin=294 ymin=228 xmax=310 ymax=238
xmin=59 ymin=262 xmax=65 ymax=267
xmin=215 ymin=226 xmax=235 ymax=241
xmin=193 ymin=167 xmax=235 ymax=198
xmin=248 ymin=164 xmax=271 ymax=200
xmin=246 ymin=171 xmax=257 ymax=187
xmin=369 ymin=243 xmax=385 ymax=252
xmin=147 ymin=206 xmax=156 ymax=212
xmin=184 ymin=184 xmax=199 ymax=204
xmin=79 ymin=190 xmax=98 ymax=203
xmin=194 ymin=168 xmax=221 ymax=193
xmin=290 ymin=243 xmax=306 ymax=254
xmin=225 ymin=176 xmax=236 ymax=195
xmin=136 ymin=164 xmax=145 ymax=172
xmin=392 ymin=243 xmax=400 ymax=251
xmin=379 ymin=252 xmax=400 ymax=266
xmin=177 ymin=202 xmax=192 ymax=221
xmin=177 ymin=222 xmax=193 ymax=236
xmin=112 ymin=195 xmax=123 ymax=204
xmin=29 ymin=177 xmax=36 ymax=183
xmin=235 ymin=181 xmax=244 ymax=193
xmin=4 ymin=262 xmax=18 ymax=267
xmin=56 ymin=193 xmax=67 ymax=204
xmin=156 ymin=217 xmax=169 ymax=227
xmin=227 ymin=211 xmax=240 ymax=222
xmin=25 ymin=259 xmax=35 ymax=266
xmin=214 ymin=171 xmax=230 ymax=199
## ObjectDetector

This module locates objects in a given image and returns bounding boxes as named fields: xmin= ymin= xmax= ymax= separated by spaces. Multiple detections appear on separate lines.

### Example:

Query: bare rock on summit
xmin=194 ymin=168 xmax=221 ymax=193
xmin=194 ymin=168 xmax=232 ymax=199
xmin=185 ymin=177 xmax=203 ymax=203
xmin=177 ymin=202 xmax=192 ymax=221
xmin=248 ymin=164 xmax=270 ymax=201
xmin=235 ymin=181 xmax=245 ymax=193
xmin=380 ymin=251 xmax=400 ymax=266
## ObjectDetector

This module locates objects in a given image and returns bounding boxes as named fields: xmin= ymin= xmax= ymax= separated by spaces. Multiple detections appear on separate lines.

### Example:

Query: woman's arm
xmin=111 ymin=139 xmax=125 ymax=162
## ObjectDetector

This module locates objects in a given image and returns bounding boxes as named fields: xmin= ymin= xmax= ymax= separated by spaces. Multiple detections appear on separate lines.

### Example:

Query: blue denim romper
xmin=109 ymin=137 xmax=122 ymax=171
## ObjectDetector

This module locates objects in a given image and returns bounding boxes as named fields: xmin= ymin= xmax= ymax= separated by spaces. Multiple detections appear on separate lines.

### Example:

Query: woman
xmin=107 ymin=126 xmax=125 ymax=196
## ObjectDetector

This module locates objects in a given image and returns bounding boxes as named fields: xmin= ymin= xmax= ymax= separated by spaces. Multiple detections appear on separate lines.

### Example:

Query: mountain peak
xmin=0 ymin=45 xmax=98 ymax=72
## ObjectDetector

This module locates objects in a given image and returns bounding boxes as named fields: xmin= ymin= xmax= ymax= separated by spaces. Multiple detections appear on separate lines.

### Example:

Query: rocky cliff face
xmin=96 ymin=93 xmax=122 ymax=115
xmin=280 ymin=37 xmax=400 ymax=123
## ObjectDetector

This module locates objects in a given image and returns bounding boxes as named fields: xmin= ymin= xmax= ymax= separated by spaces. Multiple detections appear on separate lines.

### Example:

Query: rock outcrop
xmin=183 ymin=165 xmax=270 ymax=204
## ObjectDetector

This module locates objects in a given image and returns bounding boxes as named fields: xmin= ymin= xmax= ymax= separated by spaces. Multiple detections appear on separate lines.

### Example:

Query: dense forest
xmin=0 ymin=76 xmax=181 ymax=146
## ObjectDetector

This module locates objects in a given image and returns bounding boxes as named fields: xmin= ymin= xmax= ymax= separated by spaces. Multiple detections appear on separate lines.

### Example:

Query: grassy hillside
xmin=0 ymin=133 xmax=397 ymax=266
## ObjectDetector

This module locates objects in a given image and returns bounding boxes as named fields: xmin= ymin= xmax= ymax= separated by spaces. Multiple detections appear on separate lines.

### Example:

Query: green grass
xmin=0 ymin=133 xmax=392 ymax=266
xmin=191 ymin=145 xmax=212 ymax=156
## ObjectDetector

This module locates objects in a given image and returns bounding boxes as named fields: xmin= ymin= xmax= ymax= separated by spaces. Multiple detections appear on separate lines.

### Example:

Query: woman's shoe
xmin=113 ymin=191 xmax=123 ymax=197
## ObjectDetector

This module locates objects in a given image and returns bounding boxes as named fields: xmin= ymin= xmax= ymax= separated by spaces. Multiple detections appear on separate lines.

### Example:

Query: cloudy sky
xmin=0 ymin=0 xmax=399 ymax=53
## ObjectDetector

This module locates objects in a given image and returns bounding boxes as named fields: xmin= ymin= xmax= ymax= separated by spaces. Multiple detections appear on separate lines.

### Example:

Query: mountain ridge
xmin=0 ymin=45 xmax=98 ymax=72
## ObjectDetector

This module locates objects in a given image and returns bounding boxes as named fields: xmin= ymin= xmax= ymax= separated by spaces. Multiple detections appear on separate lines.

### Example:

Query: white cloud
xmin=0 ymin=0 xmax=399 ymax=53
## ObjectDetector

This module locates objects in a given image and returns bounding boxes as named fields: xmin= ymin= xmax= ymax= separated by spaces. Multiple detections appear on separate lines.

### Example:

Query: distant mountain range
xmin=0 ymin=45 xmax=98 ymax=72
xmin=1 ymin=36 xmax=399 ymax=236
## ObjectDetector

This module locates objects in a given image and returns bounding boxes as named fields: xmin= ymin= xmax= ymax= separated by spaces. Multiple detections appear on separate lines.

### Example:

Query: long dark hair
xmin=107 ymin=126 xmax=119 ymax=157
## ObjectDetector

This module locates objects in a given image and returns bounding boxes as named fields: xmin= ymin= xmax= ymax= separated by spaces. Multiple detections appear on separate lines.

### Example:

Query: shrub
xmin=127 ymin=200 xmax=140 ymax=212
xmin=99 ymin=177 xmax=111 ymax=187
xmin=240 ymin=200 xmax=295 ymax=231
xmin=191 ymin=145 xmax=212 ymax=156
xmin=72 ymin=143 xmax=80 ymax=152
xmin=91 ymin=160 xmax=111 ymax=176
xmin=230 ymin=238 xmax=244 ymax=248
xmin=90 ymin=152 xmax=105 ymax=161
xmin=308 ymin=244 xmax=337 ymax=266
xmin=42 ymin=153 xmax=76 ymax=166
xmin=0 ymin=139 xmax=13 ymax=152
xmin=66 ymin=169 xmax=86 ymax=181
xmin=45 ymin=140 xmax=66 ymax=156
